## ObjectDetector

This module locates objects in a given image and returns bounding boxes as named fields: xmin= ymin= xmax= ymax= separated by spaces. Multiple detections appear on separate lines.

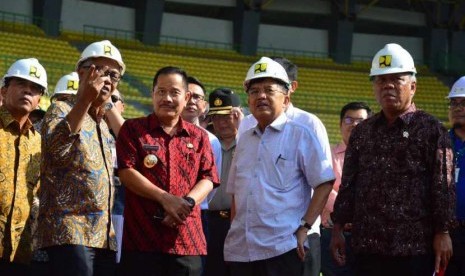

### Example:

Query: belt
xmin=207 ymin=210 xmax=231 ymax=220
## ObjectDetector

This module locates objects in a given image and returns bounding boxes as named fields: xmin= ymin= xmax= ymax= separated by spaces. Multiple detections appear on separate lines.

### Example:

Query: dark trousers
xmin=229 ymin=249 xmax=303 ymax=276
xmin=446 ymin=227 xmax=465 ymax=276
xmin=303 ymin=233 xmax=321 ymax=276
xmin=353 ymin=253 xmax=434 ymax=276
xmin=121 ymin=251 xmax=202 ymax=276
xmin=0 ymin=259 xmax=30 ymax=276
xmin=46 ymin=245 xmax=116 ymax=276
xmin=320 ymin=227 xmax=354 ymax=276
xmin=205 ymin=210 xmax=231 ymax=276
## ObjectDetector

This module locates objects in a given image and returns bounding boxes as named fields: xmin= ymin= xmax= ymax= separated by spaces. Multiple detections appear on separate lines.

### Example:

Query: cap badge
xmin=379 ymin=55 xmax=392 ymax=68
xmin=104 ymin=45 xmax=113 ymax=56
xmin=67 ymin=80 xmax=78 ymax=90
xmin=29 ymin=66 xmax=40 ymax=79
xmin=254 ymin=63 xmax=267 ymax=74
xmin=213 ymin=97 xmax=223 ymax=107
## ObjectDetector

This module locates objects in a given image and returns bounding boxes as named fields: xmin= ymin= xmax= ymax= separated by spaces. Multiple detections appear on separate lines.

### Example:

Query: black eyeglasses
xmin=82 ymin=65 xmax=121 ymax=83
xmin=190 ymin=93 xmax=205 ymax=102
xmin=343 ymin=117 xmax=365 ymax=125
xmin=449 ymin=100 xmax=465 ymax=109
xmin=111 ymin=95 xmax=123 ymax=103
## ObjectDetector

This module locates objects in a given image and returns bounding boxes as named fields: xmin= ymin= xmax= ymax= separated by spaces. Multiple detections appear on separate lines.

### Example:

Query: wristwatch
xmin=300 ymin=219 xmax=312 ymax=230
xmin=183 ymin=196 xmax=195 ymax=209
xmin=104 ymin=102 xmax=114 ymax=111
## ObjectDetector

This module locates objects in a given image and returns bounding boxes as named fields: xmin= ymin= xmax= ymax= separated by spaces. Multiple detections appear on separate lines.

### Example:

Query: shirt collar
xmin=377 ymin=103 xmax=417 ymax=126
xmin=252 ymin=112 xmax=287 ymax=135
xmin=0 ymin=105 xmax=36 ymax=134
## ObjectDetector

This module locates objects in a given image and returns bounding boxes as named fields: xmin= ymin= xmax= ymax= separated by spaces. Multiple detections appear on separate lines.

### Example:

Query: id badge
xmin=456 ymin=167 xmax=460 ymax=184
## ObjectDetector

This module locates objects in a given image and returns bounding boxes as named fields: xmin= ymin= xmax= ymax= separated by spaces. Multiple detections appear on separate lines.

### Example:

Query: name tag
xmin=143 ymin=144 xmax=159 ymax=151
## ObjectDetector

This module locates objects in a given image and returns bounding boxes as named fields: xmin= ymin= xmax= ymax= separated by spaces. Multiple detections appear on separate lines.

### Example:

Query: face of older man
xmin=1 ymin=77 xmax=43 ymax=120
xmin=247 ymin=78 xmax=289 ymax=130
xmin=449 ymin=97 xmax=465 ymax=129
xmin=373 ymin=73 xmax=416 ymax=118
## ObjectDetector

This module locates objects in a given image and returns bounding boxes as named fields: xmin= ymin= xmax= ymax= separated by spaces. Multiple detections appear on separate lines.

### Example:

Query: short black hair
xmin=270 ymin=56 xmax=298 ymax=82
xmin=340 ymin=102 xmax=373 ymax=122
xmin=186 ymin=76 xmax=206 ymax=95
xmin=152 ymin=66 xmax=188 ymax=90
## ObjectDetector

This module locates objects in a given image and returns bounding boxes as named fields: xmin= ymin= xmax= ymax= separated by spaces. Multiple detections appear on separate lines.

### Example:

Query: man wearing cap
xmin=445 ymin=76 xmax=465 ymax=276
xmin=0 ymin=58 xmax=47 ymax=274
xmin=224 ymin=57 xmax=334 ymax=275
xmin=117 ymin=66 xmax=219 ymax=275
xmin=37 ymin=40 xmax=126 ymax=276
xmin=237 ymin=57 xmax=331 ymax=276
xmin=205 ymin=87 xmax=242 ymax=276
xmin=330 ymin=43 xmax=455 ymax=276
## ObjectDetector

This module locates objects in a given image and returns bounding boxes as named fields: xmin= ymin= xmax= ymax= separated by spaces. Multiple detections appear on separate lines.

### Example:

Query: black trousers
xmin=0 ymin=259 xmax=30 ymax=276
xmin=46 ymin=245 xmax=116 ymax=276
xmin=229 ymin=249 xmax=303 ymax=276
xmin=353 ymin=253 xmax=434 ymax=276
xmin=121 ymin=251 xmax=202 ymax=276
xmin=205 ymin=210 xmax=231 ymax=276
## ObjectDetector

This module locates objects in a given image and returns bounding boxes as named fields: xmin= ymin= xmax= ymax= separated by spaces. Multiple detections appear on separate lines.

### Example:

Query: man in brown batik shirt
xmin=331 ymin=43 xmax=455 ymax=276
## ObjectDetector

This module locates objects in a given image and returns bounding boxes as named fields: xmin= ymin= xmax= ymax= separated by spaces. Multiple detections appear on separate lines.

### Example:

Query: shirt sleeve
xmin=116 ymin=120 xmax=138 ymax=170
xmin=431 ymin=124 xmax=456 ymax=232
xmin=331 ymin=128 xmax=360 ymax=225
xmin=197 ymin=130 xmax=220 ymax=187
xmin=42 ymin=101 xmax=80 ymax=167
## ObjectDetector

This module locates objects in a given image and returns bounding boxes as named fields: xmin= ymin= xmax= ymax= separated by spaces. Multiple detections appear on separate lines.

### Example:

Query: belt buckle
xmin=219 ymin=211 xmax=229 ymax=219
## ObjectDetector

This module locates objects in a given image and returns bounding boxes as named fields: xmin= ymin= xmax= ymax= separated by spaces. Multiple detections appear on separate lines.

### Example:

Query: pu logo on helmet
xmin=254 ymin=63 xmax=267 ymax=74
xmin=104 ymin=45 xmax=112 ymax=56
xmin=213 ymin=97 xmax=223 ymax=107
xmin=67 ymin=80 xmax=78 ymax=90
xmin=379 ymin=55 xmax=392 ymax=68
xmin=29 ymin=66 xmax=41 ymax=79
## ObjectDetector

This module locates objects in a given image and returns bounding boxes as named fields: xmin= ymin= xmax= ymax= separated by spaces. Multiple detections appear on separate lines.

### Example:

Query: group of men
xmin=0 ymin=39 xmax=462 ymax=276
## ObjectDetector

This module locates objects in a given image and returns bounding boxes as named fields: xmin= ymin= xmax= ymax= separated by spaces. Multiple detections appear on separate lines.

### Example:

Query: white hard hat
xmin=75 ymin=40 xmax=125 ymax=75
xmin=447 ymin=76 xmax=465 ymax=99
xmin=370 ymin=43 xmax=417 ymax=77
xmin=3 ymin=58 xmax=48 ymax=91
xmin=53 ymin=72 xmax=79 ymax=96
xmin=244 ymin=56 xmax=290 ymax=90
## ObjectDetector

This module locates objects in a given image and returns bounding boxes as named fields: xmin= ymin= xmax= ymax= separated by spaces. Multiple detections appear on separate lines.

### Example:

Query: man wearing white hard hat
xmin=37 ymin=40 xmax=125 ymax=276
xmin=331 ymin=43 xmax=455 ymax=276
xmin=445 ymin=77 xmax=465 ymax=276
xmin=223 ymin=57 xmax=334 ymax=275
xmin=0 ymin=58 xmax=47 ymax=274
xmin=50 ymin=72 xmax=79 ymax=102
xmin=238 ymin=56 xmax=332 ymax=276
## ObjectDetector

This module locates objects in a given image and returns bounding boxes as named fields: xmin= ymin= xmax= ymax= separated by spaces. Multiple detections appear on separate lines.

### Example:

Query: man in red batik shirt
xmin=117 ymin=66 xmax=220 ymax=276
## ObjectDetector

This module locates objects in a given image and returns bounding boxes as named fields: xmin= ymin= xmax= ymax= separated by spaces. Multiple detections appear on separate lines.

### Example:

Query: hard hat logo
xmin=254 ymin=63 xmax=267 ymax=74
xmin=379 ymin=55 xmax=392 ymax=68
xmin=67 ymin=80 xmax=78 ymax=90
xmin=104 ymin=45 xmax=113 ymax=56
xmin=29 ymin=66 xmax=41 ymax=79
xmin=213 ymin=98 xmax=223 ymax=107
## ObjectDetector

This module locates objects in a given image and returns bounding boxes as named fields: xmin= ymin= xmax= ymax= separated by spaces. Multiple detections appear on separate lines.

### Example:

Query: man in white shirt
xmin=237 ymin=57 xmax=331 ymax=276
xmin=224 ymin=57 xmax=334 ymax=276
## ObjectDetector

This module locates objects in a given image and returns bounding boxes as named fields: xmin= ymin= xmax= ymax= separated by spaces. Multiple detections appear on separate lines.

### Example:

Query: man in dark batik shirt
xmin=330 ymin=43 xmax=456 ymax=276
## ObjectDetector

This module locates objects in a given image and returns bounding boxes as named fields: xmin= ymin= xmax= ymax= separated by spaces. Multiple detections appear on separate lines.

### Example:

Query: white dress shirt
xmin=237 ymin=103 xmax=331 ymax=235
xmin=224 ymin=113 xmax=335 ymax=262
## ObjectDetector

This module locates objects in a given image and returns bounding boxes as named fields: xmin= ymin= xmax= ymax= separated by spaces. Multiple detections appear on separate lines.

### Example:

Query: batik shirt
xmin=332 ymin=104 xmax=456 ymax=256
xmin=37 ymin=98 xmax=116 ymax=251
xmin=0 ymin=106 xmax=41 ymax=263
xmin=117 ymin=114 xmax=219 ymax=255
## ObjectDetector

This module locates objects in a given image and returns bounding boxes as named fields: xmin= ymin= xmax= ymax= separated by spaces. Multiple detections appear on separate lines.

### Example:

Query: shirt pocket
xmin=269 ymin=159 xmax=297 ymax=191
